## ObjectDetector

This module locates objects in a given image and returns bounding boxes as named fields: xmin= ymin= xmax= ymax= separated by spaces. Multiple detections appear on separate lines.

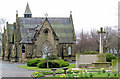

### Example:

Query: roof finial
xmin=45 ymin=13 xmax=48 ymax=18
xmin=70 ymin=11 xmax=72 ymax=15
xmin=16 ymin=10 xmax=18 ymax=14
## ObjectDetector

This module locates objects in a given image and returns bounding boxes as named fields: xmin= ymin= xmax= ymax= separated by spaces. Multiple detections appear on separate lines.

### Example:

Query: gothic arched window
xmin=68 ymin=46 xmax=72 ymax=55
xmin=42 ymin=42 xmax=51 ymax=58
xmin=43 ymin=28 xmax=49 ymax=34
xmin=22 ymin=45 xmax=25 ymax=53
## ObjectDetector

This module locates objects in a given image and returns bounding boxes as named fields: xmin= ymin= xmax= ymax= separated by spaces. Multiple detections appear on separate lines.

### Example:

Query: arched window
xmin=68 ymin=46 xmax=71 ymax=55
xmin=22 ymin=45 xmax=25 ymax=53
xmin=42 ymin=42 xmax=51 ymax=58
xmin=43 ymin=28 xmax=49 ymax=34
xmin=45 ymin=30 xmax=48 ymax=34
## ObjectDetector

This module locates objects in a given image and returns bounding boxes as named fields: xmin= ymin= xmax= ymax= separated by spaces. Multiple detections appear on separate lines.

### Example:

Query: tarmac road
xmin=0 ymin=60 xmax=35 ymax=78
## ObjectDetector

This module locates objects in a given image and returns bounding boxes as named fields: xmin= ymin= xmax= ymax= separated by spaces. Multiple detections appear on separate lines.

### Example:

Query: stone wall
xmin=76 ymin=53 xmax=98 ymax=68
xmin=59 ymin=44 xmax=75 ymax=61
xmin=34 ymin=19 xmax=58 ymax=57
xmin=25 ymin=44 xmax=33 ymax=57
xmin=112 ymin=59 xmax=120 ymax=72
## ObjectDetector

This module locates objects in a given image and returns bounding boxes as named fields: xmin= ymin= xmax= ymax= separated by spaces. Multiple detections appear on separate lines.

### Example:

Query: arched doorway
xmin=42 ymin=42 xmax=52 ymax=58
xmin=22 ymin=45 xmax=25 ymax=53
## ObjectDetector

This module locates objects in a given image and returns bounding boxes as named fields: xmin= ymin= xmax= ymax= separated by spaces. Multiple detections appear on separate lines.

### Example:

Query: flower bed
xmin=32 ymin=72 xmax=45 ymax=78
xmin=51 ymin=71 xmax=118 ymax=78
xmin=32 ymin=68 xmax=118 ymax=78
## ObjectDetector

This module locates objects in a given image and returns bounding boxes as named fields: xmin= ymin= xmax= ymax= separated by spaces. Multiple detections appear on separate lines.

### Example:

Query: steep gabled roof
xmin=19 ymin=35 xmax=33 ymax=44
xmin=34 ymin=18 xmax=59 ymax=40
xmin=18 ymin=17 xmax=74 ymax=43
xmin=24 ymin=3 xmax=32 ymax=14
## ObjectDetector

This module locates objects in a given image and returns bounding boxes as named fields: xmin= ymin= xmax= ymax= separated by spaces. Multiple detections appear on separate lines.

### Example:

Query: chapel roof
xmin=18 ymin=17 xmax=74 ymax=43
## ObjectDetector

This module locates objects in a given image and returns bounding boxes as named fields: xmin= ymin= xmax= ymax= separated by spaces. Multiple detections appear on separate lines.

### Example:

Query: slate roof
xmin=18 ymin=17 xmax=74 ymax=43
xmin=19 ymin=35 xmax=33 ymax=44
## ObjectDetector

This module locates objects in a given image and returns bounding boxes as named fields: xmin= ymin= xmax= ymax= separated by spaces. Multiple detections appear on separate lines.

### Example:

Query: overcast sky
xmin=0 ymin=0 xmax=119 ymax=33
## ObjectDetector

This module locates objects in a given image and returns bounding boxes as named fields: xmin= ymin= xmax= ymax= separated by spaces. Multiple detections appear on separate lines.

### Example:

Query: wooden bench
xmin=51 ymin=67 xmax=68 ymax=75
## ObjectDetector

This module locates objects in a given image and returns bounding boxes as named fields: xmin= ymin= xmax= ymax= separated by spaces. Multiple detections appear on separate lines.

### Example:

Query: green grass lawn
xmin=18 ymin=64 xmax=120 ymax=78
xmin=18 ymin=65 xmax=51 ymax=71
xmin=17 ymin=64 xmax=100 ymax=72
xmin=17 ymin=64 xmax=75 ymax=71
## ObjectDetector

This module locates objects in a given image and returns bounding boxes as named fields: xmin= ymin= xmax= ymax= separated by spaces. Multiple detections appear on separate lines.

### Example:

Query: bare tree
xmin=76 ymin=29 xmax=99 ymax=52
xmin=42 ymin=46 xmax=52 ymax=68
xmin=75 ymin=26 xmax=118 ymax=54
xmin=103 ymin=26 xmax=118 ymax=53
xmin=0 ymin=18 xmax=6 ymax=56
xmin=0 ymin=18 xmax=6 ymax=33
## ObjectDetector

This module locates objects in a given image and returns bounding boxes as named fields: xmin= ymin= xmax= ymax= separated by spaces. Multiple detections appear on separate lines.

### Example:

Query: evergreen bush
xmin=47 ymin=54 xmax=59 ymax=60
xmin=37 ymin=59 xmax=69 ymax=68
xmin=27 ymin=58 xmax=44 ymax=67
xmin=106 ymin=53 xmax=117 ymax=62
xmin=37 ymin=60 xmax=60 ymax=68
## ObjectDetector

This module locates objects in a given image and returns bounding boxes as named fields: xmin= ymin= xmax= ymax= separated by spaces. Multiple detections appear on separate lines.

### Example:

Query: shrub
xmin=106 ymin=53 xmax=117 ymax=62
xmin=37 ymin=59 xmax=69 ymax=68
xmin=49 ymin=60 xmax=61 ymax=68
xmin=59 ymin=59 xmax=69 ymax=67
xmin=27 ymin=58 xmax=44 ymax=67
xmin=37 ymin=60 xmax=61 ymax=68
xmin=47 ymin=54 xmax=59 ymax=60
xmin=37 ymin=62 xmax=46 ymax=68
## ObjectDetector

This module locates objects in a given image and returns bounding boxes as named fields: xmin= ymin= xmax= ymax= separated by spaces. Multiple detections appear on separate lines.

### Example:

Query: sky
xmin=0 ymin=0 xmax=119 ymax=33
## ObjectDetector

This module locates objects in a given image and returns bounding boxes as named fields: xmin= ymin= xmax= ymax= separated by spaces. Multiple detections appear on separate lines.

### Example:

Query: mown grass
xmin=17 ymin=64 xmax=100 ymax=71
xmin=17 ymin=64 xmax=75 ymax=71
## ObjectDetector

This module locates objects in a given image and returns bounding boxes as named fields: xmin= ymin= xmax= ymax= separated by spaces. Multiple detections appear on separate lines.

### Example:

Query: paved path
xmin=0 ymin=60 xmax=35 ymax=77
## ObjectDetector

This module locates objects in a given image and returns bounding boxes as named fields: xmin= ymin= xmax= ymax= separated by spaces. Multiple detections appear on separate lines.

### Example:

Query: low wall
xmin=76 ymin=53 xmax=98 ymax=68
xmin=112 ymin=59 xmax=120 ymax=72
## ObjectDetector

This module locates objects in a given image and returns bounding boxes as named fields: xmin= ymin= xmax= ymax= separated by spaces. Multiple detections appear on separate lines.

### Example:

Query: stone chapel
xmin=2 ymin=3 xmax=76 ymax=62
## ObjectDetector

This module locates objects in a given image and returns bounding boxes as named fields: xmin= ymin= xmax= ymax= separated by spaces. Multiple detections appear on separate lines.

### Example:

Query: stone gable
xmin=34 ymin=19 xmax=58 ymax=57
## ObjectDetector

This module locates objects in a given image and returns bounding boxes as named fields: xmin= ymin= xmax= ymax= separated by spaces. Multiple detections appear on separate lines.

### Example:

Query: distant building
xmin=2 ymin=3 xmax=76 ymax=62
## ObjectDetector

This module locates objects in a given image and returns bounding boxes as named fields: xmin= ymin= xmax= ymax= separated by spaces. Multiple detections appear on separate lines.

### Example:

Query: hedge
xmin=37 ymin=59 xmax=69 ymax=68
xmin=27 ymin=58 xmax=44 ymax=67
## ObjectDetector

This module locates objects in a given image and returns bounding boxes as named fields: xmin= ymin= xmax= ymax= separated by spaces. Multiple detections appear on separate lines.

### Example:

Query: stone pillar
xmin=98 ymin=27 xmax=105 ymax=54
xmin=100 ymin=33 xmax=103 ymax=54
xmin=92 ymin=27 xmax=110 ymax=68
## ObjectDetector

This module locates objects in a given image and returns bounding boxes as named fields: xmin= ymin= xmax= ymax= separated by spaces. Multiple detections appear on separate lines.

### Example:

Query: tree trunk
xmin=47 ymin=53 xmax=49 ymax=68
